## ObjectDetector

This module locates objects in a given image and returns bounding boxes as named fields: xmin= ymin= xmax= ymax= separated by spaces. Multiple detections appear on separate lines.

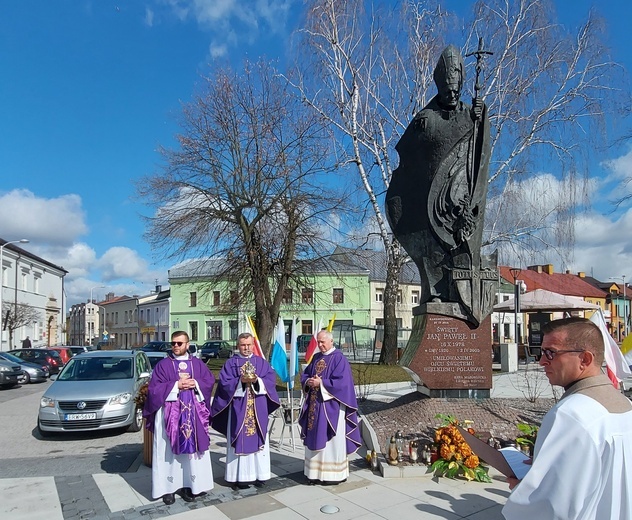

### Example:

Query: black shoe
xmin=307 ymin=478 xmax=317 ymax=486
xmin=231 ymin=482 xmax=250 ymax=490
xmin=254 ymin=480 xmax=265 ymax=488
xmin=162 ymin=493 xmax=176 ymax=505
xmin=177 ymin=488 xmax=195 ymax=502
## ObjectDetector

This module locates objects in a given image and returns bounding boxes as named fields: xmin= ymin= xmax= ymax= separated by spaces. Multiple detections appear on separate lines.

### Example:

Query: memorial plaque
xmin=401 ymin=312 xmax=492 ymax=398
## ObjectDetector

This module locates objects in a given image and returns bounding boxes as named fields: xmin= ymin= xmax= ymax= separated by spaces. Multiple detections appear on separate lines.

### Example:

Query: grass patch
xmin=206 ymin=358 xmax=410 ymax=389
xmin=351 ymin=363 xmax=410 ymax=384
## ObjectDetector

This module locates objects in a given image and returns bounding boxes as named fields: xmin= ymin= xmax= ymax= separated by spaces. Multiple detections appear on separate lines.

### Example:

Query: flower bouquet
xmin=430 ymin=414 xmax=491 ymax=483
xmin=135 ymin=382 xmax=149 ymax=406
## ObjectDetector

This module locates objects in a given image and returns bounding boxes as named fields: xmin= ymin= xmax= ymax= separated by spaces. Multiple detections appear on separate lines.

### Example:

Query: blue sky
xmin=1 ymin=0 xmax=631 ymax=307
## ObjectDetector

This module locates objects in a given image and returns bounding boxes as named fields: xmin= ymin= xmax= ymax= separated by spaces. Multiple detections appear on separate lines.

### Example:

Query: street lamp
xmin=609 ymin=276 xmax=628 ymax=339
xmin=88 ymin=285 xmax=105 ymax=346
xmin=0 ymin=239 xmax=30 ymax=351
xmin=509 ymin=268 xmax=526 ymax=346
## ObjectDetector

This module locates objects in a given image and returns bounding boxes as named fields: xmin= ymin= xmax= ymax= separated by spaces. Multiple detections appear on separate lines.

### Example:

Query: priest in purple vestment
xmin=143 ymin=331 xmax=215 ymax=505
xmin=210 ymin=332 xmax=280 ymax=489
xmin=299 ymin=330 xmax=362 ymax=485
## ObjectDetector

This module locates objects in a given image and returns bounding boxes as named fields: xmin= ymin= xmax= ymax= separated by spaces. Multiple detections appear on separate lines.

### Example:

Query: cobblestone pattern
xmin=360 ymin=395 xmax=555 ymax=452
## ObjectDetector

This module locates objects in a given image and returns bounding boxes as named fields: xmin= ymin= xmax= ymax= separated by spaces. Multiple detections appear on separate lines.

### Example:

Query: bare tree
xmin=291 ymin=0 xmax=458 ymax=363
xmin=292 ymin=0 xmax=622 ymax=363
xmin=2 ymin=303 xmax=41 ymax=349
xmin=138 ymin=60 xmax=346 ymax=354
xmin=469 ymin=0 xmax=623 ymax=266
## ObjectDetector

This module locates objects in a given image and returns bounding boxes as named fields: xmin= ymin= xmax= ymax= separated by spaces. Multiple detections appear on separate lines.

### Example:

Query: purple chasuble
xmin=210 ymin=355 xmax=280 ymax=455
xmin=143 ymin=355 xmax=214 ymax=455
xmin=298 ymin=348 xmax=362 ymax=454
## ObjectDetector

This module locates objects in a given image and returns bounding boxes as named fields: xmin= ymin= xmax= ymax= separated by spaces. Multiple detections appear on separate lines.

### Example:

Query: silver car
xmin=37 ymin=350 xmax=151 ymax=436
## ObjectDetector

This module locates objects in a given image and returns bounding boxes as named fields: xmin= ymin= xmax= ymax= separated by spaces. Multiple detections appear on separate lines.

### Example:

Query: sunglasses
xmin=171 ymin=341 xmax=188 ymax=347
xmin=541 ymin=348 xmax=584 ymax=361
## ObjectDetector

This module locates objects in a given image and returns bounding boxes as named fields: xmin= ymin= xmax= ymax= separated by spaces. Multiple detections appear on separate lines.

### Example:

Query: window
xmin=282 ymin=288 xmax=293 ymax=304
xmin=206 ymin=321 xmax=222 ymax=340
xmin=375 ymin=289 xmax=384 ymax=302
xmin=397 ymin=290 xmax=402 ymax=304
xmin=34 ymin=275 xmax=41 ymax=294
xmin=140 ymin=309 xmax=144 ymax=323
xmin=213 ymin=291 xmax=220 ymax=306
xmin=412 ymin=291 xmax=419 ymax=304
xmin=302 ymin=320 xmax=313 ymax=335
xmin=333 ymin=288 xmax=344 ymax=304
xmin=190 ymin=292 xmax=197 ymax=307
xmin=503 ymin=323 xmax=511 ymax=340
xmin=230 ymin=290 xmax=239 ymax=306
xmin=21 ymin=271 xmax=28 ymax=291
xmin=124 ymin=310 xmax=128 ymax=323
xmin=397 ymin=318 xmax=403 ymax=337
xmin=302 ymin=288 xmax=314 ymax=304
xmin=229 ymin=320 xmax=238 ymax=340
xmin=189 ymin=321 xmax=199 ymax=341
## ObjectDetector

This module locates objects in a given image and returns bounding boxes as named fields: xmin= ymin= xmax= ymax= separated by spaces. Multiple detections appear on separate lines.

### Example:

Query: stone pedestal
xmin=500 ymin=343 xmax=518 ymax=373
xmin=399 ymin=309 xmax=492 ymax=398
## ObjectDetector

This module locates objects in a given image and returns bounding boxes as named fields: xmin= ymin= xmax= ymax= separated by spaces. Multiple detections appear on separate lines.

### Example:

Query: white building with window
xmin=0 ymin=238 xmax=67 ymax=350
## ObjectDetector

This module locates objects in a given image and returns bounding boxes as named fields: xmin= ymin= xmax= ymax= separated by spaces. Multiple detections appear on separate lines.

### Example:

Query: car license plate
xmin=65 ymin=413 xmax=97 ymax=421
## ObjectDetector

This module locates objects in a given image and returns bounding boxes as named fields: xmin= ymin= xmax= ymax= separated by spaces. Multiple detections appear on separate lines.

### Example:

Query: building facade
xmin=138 ymin=286 xmax=170 ymax=343
xmin=0 ymin=238 xmax=67 ymax=350
xmin=67 ymin=301 xmax=101 ymax=346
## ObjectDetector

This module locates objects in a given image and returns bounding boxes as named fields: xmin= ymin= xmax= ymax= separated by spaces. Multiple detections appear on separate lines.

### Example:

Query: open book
xmin=457 ymin=426 xmax=531 ymax=479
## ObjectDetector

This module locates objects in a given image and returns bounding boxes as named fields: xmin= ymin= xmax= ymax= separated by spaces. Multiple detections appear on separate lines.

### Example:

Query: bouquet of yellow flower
xmin=430 ymin=414 xmax=491 ymax=483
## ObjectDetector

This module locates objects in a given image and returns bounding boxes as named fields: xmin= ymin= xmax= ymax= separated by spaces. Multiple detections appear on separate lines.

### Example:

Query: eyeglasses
xmin=541 ymin=348 xmax=585 ymax=361
xmin=171 ymin=341 xmax=188 ymax=347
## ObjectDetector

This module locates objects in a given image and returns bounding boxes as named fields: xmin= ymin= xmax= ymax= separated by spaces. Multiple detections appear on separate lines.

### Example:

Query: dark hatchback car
xmin=0 ymin=352 xmax=49 ymax=383
xmin=140 ymin=341 xmax=171 ymax=353
xmin=9 ymin=348 xmax=64 ymax=374
xmin=200 ymin=340 xmax=234 ymax=362
xmin=0 ymin=357 xmax=23 ymax=389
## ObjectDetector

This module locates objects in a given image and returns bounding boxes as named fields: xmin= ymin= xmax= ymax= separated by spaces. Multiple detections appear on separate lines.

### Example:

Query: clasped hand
xmin=306 ymin=375 xmax=321 ymax=388
xmin=178 ymin=378 xmax=197 ymax=390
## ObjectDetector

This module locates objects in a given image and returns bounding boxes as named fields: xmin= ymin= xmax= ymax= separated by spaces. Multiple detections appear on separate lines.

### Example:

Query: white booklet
xmin=457 ymin=426 xmax=531 ymax=479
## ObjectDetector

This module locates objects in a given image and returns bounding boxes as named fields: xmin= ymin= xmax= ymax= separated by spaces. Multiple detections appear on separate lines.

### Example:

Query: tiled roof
xmin=499 ymin=265 xmax=607 ymax=298
xmin=168 ymin=255 xmax=369 ymax=280
xmin=331 ymin=246 xmax=421 ymax=284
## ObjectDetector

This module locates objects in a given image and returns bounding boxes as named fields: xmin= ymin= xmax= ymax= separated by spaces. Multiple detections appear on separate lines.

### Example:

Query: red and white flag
xmin=590 ymin=308 xmax=632 ymax=387
xmin=245 ymin=315 xmax=264 ymax=358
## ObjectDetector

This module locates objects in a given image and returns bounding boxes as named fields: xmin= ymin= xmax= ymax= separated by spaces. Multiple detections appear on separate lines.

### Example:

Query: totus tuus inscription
xmin=407 ymin=314 xmax=492 ymax=392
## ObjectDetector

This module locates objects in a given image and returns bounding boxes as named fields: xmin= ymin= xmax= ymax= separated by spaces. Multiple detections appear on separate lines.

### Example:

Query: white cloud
xmin=568 ymin=209 xmax=632 ymax=279
xmin=160 ymin=0 xmax=294 ymax=56
xmin=144 ymin=7 xmax=155 ymax=27
xmin=602 ymin=147 xmax=632 ymax=183
xmin=0 ymin=189 xmax=88 ymax=246
xmin=97 ymin=247 xmax=151 ymax=281
xmin=209 ymin=42 xmax=228 ymax=58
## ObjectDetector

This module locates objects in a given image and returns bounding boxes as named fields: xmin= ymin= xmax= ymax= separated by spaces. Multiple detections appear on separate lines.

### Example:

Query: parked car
xmin=47 ymin=346 xmax=73 ymax=365
xmin=0 ymin=352 xmax=49 ymax=384
xmin=37 ymin=350 xmax=152 ymax=436
xmin=145 ymin=351 xmax=168 ymax=369
xmin=200 ymin=340 xmax=234 ymax=362
xmin=140 ymin=341 xmax=171 ymax=353
xmin=9 ymin=348 xmax=64 ymax=374
xmin=0 ymin=357 xmax=23 ymax=389
xmin=188 ymin=342 xmax=201 ymax=358
xmin=67 ymin=346 xmax=93 ymax=357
